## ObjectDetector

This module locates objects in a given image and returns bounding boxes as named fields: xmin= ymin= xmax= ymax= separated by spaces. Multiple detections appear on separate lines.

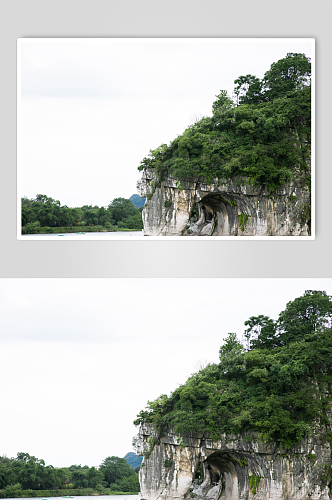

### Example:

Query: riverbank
xmin=19 ymin=231 xmax=144 ymax=240
xmin=21 ymin=226 xmax=141 ymax=235
xmin=0 ymin=488 xmax=139 ymax=498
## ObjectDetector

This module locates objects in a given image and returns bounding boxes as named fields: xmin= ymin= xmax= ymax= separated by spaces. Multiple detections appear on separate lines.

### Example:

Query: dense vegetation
xmin=135 ymin=290 xmax=332 ymax=449
xmin=138 ymin=53 xmax=311 ymax=192
xmin=0 ymin=453 xmax=140 ymax=498
xmin=21 ymin=195 xmax=144 ymax=234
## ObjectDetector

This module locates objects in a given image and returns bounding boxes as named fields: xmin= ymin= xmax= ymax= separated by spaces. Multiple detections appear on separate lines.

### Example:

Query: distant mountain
xmin=130 ymin=194 xmax=146 ymax=209
xmin=124 ymin=452 xmax=143 ymax=469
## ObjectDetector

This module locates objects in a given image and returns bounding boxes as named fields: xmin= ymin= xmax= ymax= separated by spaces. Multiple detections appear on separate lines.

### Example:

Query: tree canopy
xmin=244 ymin=290 xmax=332 ymax=349
xmin=262 ymin=52 xmax=311 ymax=101
xmin=134 ymin=290 xmax=332 ymax=449
xmin=138 ymin=53 xmax=311 ymax=192
xmin=0 ymin=452 xmax=141 ymax=496
xmin=21 ymin=195 xmax=143 ymax=233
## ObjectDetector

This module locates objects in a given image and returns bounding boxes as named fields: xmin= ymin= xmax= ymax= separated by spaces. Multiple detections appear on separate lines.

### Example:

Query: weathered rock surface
xmin=140 ymin=169 xmax=311 ymax=236
xmin=137 ymin=424 xmax=331 ymax=500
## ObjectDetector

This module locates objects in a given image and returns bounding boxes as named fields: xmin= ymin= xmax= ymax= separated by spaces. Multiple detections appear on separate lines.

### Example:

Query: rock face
xmin=140 ymin=169 xmax=311 ymax=236
xmin=137 ymin=423 xmax=331 ymax=500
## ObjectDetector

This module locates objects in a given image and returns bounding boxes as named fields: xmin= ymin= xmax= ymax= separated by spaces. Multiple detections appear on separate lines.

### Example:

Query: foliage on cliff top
xmin=134 ymin=291 xmax=332 ymax=448
xmin=138 ymin=53 xmax=311 ymax=192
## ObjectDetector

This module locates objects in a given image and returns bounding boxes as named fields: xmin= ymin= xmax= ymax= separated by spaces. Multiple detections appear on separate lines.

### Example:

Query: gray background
xmin=0 ymin=0 xmax=329 ymax=277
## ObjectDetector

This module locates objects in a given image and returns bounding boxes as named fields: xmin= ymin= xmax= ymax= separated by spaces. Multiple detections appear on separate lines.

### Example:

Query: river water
xmin=20 ymin=232 xmax=144 ymax=240
xmin=6 ymin=496 xmax=140 ymax=500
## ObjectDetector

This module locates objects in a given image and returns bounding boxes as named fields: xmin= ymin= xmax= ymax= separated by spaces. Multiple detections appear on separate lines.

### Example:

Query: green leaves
xmin=243 ymin=291 xmax=332 ymax=349
xmin=263 ymin=53 xmax=311 ymax=101
xmin=212 ymin=90 xmax=234 ymax=113
xmin=234 ymin=75 xmax=263 ymax=105
xmin=277 ymin=290 xmax=332 ymax=344
xmin=138 ymin=86 xmax=310 ymax=190
xmin=21 ymin=195 xmax=144 ymax=233
xmin=135 ymin=291 xmax=332 ymax=449
xmin=0 ymin=453 xmax=141 ymax=495
xmin=138 ymin=55 xmax=311 ymax=193
xmin=246 ymin=368 xmax=269 ymax=383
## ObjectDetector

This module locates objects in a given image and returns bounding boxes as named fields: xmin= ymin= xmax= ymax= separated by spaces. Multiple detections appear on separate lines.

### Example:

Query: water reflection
xmin=6 ymin=496 xmax=140 ymax=500
xmin=20 ymin=232 xmax=144 ymax=240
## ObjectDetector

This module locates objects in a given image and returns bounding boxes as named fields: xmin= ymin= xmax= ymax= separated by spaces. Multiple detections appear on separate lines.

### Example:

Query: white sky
xmin=0 ymin=278 xmax=330 ymax=468
xmin=18 ymin=38 xmax=313 ymax=208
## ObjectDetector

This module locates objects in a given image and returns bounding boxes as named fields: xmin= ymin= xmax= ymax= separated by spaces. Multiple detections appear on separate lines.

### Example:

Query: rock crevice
xmin=140 ymin=169 xmax=311 ymax=236
xmin=137 ymin=424 xmax=331 ymax=500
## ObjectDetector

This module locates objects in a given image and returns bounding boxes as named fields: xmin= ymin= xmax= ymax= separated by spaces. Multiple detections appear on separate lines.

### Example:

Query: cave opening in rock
xmin=199 ymin=194 xmax=239 ymax=220
xmin=201 ymin=451 xmax=250 ymax=499
xmin=207 ymin=464 xmax=220 ymax=484
xmin=187 ymin=192 xmax=254 ymax=236
xmin=190 ymin=194 xmax=232 ymax=226
xmin=188 ymin=194 xmax=239 ymax=235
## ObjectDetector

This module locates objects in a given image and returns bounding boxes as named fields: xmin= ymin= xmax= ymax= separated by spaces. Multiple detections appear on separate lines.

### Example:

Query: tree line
xmin=0 ymin=453 xmax=140 ymax=498
xmin=135 ymin=290 xmax=332 ymax=449
xmin=21 ymin=195 xmax=144 ymax=234
xmin=138 ymin=53 xmax=311 ymax=193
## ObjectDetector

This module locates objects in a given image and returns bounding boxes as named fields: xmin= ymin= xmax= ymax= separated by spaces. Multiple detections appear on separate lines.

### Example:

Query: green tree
xmin=43 ymin=466 xmax=68 ymax=490
xmin=219 ymin=332 xmax=244 ymax=358
xmin=138 ymin=66 xmax=310 ymax=192
xmin=82 ymin=207 xmax=100 ymax=226
xmin=72 ymin=470 xmax=88 ymax=489
xmin=33 ymin=195 xmax=62 ymax=227
xmin=22 ymin=220 xmax=41 ymax=234
xmin=242 ymin=291 xmax=332 ymax=350
xmin=212 ymin=90 xmax=234 ymax=114
xmin=243 ymin=315 xmax=277 ymax=350
xmin=122 ymin=213 xmax=143 ymax=230
xmin=219 ymin=332 xmax=245 ymax=375
xmin=21 ymin=198 xmax=32 ymax=226
xmin=135 ymin=291 xmax=332 ymax=448
xmin=87 ymin=467 xmax=104 ymax=489
xmin=99 ymin=456 xmax=134 ymax=487
xmin=11 ymin=453 xmax=46 ymax=490
xmin=233 ymin=74 xmax=263 ymax=105
xmin=108 ymin=198 xmax=137 ymax=223
xmin=2 ymin=483 xmax=22 ymax=497
xmin=97 ymin=207 xmax=108 ymax=226
xmin=262 ymin=53 xmax=311 ymax=101
xmin=277 ymin=290 xmax=332 ymax=345
xmin=117 ymin=474 xmax=140 ymax=492
xmin=0 ymin=464 xmax=11 ymax=489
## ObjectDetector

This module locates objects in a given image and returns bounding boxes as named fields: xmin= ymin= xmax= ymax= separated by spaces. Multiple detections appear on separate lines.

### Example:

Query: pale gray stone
xmin=140 ymin=168 xmax=311 ymax=236
xmin=137 ymin=424 xmax=331 ymax=500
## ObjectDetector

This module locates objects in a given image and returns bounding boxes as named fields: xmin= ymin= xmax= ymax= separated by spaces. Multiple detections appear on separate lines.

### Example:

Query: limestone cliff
xmin=137 ymin=424 xmax=331 ymax=500
xmin=140 ymin=169 xmax=311 ymax=236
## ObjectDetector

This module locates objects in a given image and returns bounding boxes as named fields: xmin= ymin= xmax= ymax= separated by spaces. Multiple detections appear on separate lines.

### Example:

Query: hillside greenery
xmin=138 ymin=53 xmax=311 ymax=192
xmin=134 ymin=290 xmax=332 ymax=449
xmin=21 ymin=195 xmax=143 ymax=234
xmin=0 ymin=453 xmax=140 ymax=498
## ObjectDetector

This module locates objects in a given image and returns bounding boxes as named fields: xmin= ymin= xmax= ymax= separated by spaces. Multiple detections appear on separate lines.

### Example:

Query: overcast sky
xmin=18 ymin=38 xmax=313 ymax=208
xmin=0 ymin=277 xmax=329 ymax=468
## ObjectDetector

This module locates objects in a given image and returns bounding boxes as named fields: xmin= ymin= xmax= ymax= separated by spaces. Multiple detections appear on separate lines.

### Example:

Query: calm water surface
xmin=6 ymin=496 xmax=140 ymax=500
xmin=20 ymin=232 xmax=144 ymax=240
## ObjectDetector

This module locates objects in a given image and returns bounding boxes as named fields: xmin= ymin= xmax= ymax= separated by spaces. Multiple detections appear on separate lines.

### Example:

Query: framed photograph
xmin=1 ymin=278 xmax=331 ymax=499
xmin=17 ymin=38 xmax=314 ymax=240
